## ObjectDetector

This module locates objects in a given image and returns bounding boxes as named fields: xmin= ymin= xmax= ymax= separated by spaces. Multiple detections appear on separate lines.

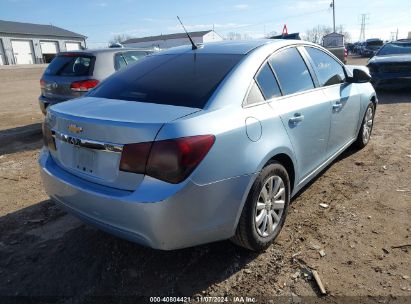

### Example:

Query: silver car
xmin=40 ymin=40 xmax=377 ymax=251
xmin=39 ymin=48 xmax=153 ymax=114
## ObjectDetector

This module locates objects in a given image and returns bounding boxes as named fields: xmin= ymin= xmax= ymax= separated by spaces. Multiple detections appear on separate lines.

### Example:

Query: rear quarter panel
xmin=355 ymin=82 xmax=377 ymax=135
xmin=156 ymin=104 xmax=296 ymax=187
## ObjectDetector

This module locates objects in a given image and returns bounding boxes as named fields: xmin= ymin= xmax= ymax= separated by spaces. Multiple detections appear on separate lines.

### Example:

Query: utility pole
xmin=330 ymin=0 xmax=336 ymax=33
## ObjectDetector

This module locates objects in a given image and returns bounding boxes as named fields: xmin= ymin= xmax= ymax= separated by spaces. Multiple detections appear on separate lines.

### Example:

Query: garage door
xmin=11 ymin=40 xmax=34 ymax=64
xmin=40 ymin=41 xmax=58 ymax=54
xmin=65 ymin=42 xmax=81 ymax=51
xmin=40 ymin=41 xmax=59 ymax=63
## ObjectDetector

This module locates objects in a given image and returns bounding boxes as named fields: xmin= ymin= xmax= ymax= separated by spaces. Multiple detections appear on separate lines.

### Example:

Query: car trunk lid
xmin=46 ymin=97 xmax=200 ymax=190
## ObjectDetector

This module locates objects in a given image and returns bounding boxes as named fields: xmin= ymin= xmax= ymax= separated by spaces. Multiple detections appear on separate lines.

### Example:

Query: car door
xmin=303 ymin=46 xmax=361 ymax=157
xmin=268 ymin=47 xmax=331 ymax=181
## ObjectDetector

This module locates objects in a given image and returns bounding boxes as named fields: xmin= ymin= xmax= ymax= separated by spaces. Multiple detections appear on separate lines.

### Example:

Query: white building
xmin=122 ymin=30 xmax=223 ymax=49
xmin=0 ymin=19 xmax=86 ymax=65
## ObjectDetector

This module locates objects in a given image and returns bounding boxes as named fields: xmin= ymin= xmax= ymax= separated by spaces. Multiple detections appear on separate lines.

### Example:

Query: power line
xmin=215 ymin=8 xmax=329 ymax=32
xmin=58 ymin=7 xmax=329 ymax=34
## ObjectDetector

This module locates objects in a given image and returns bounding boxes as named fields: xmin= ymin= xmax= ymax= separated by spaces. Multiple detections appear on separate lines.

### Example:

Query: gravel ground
xmin=0 ymin=56 xmax=410 ymax=303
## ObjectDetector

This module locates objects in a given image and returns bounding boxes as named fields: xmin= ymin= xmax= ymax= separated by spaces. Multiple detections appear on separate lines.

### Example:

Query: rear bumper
xmin=39 ymin=95 xmax=68 ymax=115
xmin=39 ymin=148 xmax=254 ymax=250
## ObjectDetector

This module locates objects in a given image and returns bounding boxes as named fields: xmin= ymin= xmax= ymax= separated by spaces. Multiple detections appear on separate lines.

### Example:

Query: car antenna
xmin=177 ymin=16 xmax=198 ymax=50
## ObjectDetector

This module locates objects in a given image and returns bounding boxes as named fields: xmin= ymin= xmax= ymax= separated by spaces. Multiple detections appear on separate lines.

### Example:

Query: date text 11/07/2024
xmin=149 ymin=296 xmax=257 ymax=303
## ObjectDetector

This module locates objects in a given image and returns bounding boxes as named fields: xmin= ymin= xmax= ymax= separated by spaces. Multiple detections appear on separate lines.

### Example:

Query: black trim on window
xmin=297 ymin=46 xmax=320 ymax=88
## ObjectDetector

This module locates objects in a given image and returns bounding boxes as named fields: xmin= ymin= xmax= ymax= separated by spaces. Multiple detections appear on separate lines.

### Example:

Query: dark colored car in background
xmin=362 ymin=38 xmax=384 ymax=58
xmin=39 ymin=48 xmax=153 ymax=114
xmin=367 ymin=39 xmax=411 ymax=89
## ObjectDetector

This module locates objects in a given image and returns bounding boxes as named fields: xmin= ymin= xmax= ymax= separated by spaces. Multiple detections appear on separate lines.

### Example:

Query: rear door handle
xmin=289 ymin=113 xmax=304 ymax=124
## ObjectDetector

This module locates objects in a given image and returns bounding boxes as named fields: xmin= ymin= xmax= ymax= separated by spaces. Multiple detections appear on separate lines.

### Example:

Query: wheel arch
xmin=370 ymin=94 xmax=377 ymax=109
xmin=266 ymin=153 xmax=296 ymax=195
xmin=231 ymin=150 xmax=297 ymax=248
xmin=232 ymin=148 xmax=298 ymax=237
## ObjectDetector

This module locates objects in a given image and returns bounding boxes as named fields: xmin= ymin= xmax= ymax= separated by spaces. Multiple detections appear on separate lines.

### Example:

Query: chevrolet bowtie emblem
xmin=68 ymin=124 xmax=83 ymax=134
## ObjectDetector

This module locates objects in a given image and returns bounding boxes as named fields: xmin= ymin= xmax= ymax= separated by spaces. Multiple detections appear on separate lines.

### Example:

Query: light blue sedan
xmin=40 ymin=40 xmax=377 ymax=251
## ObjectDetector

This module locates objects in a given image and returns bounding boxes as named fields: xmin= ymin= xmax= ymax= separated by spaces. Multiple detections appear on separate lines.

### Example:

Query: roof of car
xmin=58 ymin=48 xmax=154 ymax=55
xmin=157 ymin=39 xmax=305 ymax=55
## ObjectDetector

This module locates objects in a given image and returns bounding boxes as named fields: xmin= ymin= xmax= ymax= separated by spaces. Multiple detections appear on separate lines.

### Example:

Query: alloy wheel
xmin=362 ymin=107 xmax=374 ymax=144
xmin=255 ymin=175 xmax=286 ymax=237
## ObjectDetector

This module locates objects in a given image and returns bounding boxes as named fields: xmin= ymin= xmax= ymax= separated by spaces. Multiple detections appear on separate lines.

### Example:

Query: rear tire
xmin=231 ymin=161 xmax=290 ymax=251
xmin=355 ymin=103 xmax=375 ymax=149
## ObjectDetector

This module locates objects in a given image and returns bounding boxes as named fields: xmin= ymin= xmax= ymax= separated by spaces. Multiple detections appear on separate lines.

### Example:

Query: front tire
xmin=355 ymin=103 xmax=375 ymax=149
xmin=231 ymin=161 xmax=290 ymax=251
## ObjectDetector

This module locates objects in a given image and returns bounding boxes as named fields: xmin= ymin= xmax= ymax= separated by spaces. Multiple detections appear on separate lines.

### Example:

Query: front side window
xmin=305 ymin=47 xmax=346 ymax=86
xmin=269 ymin=48 xmax=314 ymax=95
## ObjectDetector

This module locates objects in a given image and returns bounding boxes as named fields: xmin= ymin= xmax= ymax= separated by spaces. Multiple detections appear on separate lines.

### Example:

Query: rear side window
xmin=123 ymin=51 xmax=151 ymax=64
xmin=255 ymin=63 xmax=282 ymax=100
xmin=269 ymin=48 xmax=314 ymax=95
xmin=114 ymin=53 xmax=127 ymax=71
xmin=245 ymin=80 xmax=265 ymax=105
xmin=90 ymin=53 xmax=243 ymax=109
xmin=305 ymin=47 xmax=346 ymax=86
xmin=45 ymin=55 xmax=94 ymax=76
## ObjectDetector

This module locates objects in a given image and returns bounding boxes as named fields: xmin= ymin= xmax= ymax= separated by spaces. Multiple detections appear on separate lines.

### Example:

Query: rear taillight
xmin=344 ymin=48 xmax=348 ymax=58
xmin=119 ymin=135 xmax=215 ymax=184
xmin=119 ymin=142 xmax=152 ymax=174
xmin=42 ymin=123 xmax=56 ymax=151
xmin=40 ymin=79 xmax=45 ymax=89
xmin=70 ymin=79 xmax=99 ymax=92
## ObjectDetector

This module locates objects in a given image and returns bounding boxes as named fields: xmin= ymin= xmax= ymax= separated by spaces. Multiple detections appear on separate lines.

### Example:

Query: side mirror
xmin=348 ymin=68 xmax=371 ymax=83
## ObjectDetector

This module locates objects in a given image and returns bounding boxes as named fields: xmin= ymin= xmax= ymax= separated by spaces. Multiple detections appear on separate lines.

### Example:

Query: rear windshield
xmin=377 ymin=43 xmax=411 ymax=55
xmin=44 ymin=54 xmax=95 ymax=76
xmin=89 ymin=53 xmax=243 ymax=109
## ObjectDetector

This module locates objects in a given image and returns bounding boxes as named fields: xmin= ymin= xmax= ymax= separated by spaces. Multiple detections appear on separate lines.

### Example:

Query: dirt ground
xmin=0 ymin=57 xmax=410 ymax=303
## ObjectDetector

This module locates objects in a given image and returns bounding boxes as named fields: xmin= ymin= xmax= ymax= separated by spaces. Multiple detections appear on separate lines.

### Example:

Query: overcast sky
xmin=1 ymin=0 xmax=410 ymax=47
